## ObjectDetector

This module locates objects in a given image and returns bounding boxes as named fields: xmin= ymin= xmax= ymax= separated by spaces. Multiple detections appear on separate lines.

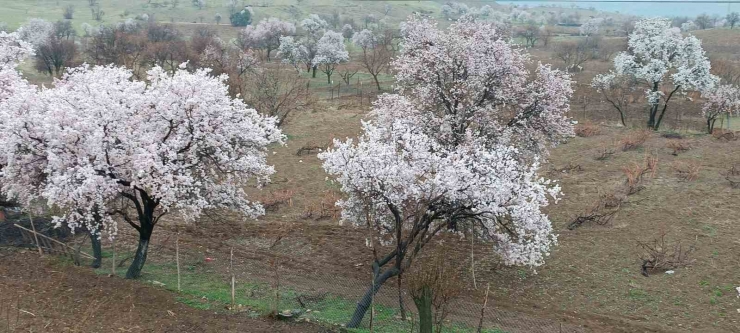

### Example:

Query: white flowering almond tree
xmin=239 ymin=17 xmax=295 ymax=61
xmin=320 ymin=15 xmax=573 ymax=328
xmin=0 ymin=63 xmax=283 ymax=279
xmin=702 ymin=84 xmax=740 ymax=133
xmin=579 ymin=17 xmax=604 ymax=36
xmin=312 ymin=31 xmax=348 ymax=84
xmin=277 ymin=36 xmax=309 ymax=72
xmin=592 ymin=18 xmax=717 ymax=130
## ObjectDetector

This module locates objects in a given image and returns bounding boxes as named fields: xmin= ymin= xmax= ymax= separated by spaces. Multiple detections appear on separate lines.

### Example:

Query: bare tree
xmin=540 ymin=26 xmax=554 ymax=48
xmin=91 ymin=5 xmax=105 ymax=21
xmin=694 ymin=14 xmax=712 ymax=30
xmin=243 ymin=65 xmax=312 ymax=127
xmin=352 ymin=29 xmax=394 ymax=91
xmin=516 ymin=24 xmax=540 ymax=48
xmin=727 ymin=12 xmax=740 ymax=29
xmin=554 ymin=38 xmax=595 ymax=72
xmin=712 ymin=59 xmax=740 ymax=86
xmin=63 ymin=5 xmax=75 ymax=20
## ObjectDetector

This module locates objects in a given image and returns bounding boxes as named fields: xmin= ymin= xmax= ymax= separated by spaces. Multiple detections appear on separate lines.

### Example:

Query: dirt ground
xmin=0 ymin=249 xmax=330 ymax=333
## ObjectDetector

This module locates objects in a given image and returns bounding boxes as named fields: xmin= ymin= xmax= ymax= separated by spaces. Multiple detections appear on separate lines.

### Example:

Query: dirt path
xmin=0 ymin=249 xmax=328 ymax=333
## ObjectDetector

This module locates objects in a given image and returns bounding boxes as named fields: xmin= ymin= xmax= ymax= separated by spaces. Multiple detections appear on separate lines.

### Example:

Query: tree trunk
xmin=346 ymin=268 xmax=399 ymax=328
xmin=312 ymin=66 xmax=317 ymax=78
xmin=125 ymin=222 xmax=153 ymax=279
xmin=618 ymin=109 xmax=626 ymax=127
xmin=372 ymin=74 xmax=381 ymax=91
xmin=413 ymin=285 xmax=434 ymax=333
xmin=398 ymin=274 xmax=406 ymax=320
xmin=89 ymin=231 xmax=102 ymax=268
xmin=327 ymin=72 xmax=332 ymax=85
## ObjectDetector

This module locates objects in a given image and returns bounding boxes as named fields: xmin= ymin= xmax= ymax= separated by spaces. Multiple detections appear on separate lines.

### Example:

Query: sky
xmin=496 ymin=0 xmax=737 ymax=17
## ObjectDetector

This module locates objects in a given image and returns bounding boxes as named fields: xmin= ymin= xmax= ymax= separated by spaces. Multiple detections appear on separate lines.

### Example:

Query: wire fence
xmin=0 ymin=210 xmax=591 ymax=333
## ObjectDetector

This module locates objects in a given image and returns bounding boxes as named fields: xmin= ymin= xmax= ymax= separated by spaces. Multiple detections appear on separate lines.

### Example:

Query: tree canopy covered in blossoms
xmin=239 ymin=17 xmax=295 ymax=61
xmin=0 ymin=39 xmax=283 ymax=278
xmin=312 ymin=30 xmax=348 ymax=84
xmin=702 ymin=84 xmax=740 ymax=133
xmin=592 ymin=18 xmax=717 ymax=130
xmin=320 ymin=15 xmax=572 ymax=328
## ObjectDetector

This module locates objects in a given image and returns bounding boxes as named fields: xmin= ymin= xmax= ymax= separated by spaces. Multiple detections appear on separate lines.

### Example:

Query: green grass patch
xmin=91 ymin=258 xmax=505 ymax=333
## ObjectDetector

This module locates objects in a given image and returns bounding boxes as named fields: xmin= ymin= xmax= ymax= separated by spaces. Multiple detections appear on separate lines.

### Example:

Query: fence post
xmin=230 ymin=247 xmax=235 ymax=312
xmin=28 ymin=213 xmax=42 ymax=255
xmin=476 ymin=283 xmax=490 ymax=333
xmin=176 ymin=231 xmax=181 ymax=292
xmin=111 ymin=238 xmax=116 ymax=276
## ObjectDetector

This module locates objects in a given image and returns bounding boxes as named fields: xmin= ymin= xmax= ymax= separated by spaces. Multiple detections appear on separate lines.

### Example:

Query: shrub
xmin=638 ymin=234 xmax=694 ymax=277
xmin=672 ymin=161 xmax=701 ymax=182
xmin=620 ymin=129 xmax=651 ymax=151
xmin=230 ymin=9 xmax=252 ymax=27
xmin=595 ymin=143 xmax=616 ymax=160
xmin=406 ymin=245 xmax=463 ymax=333
xmin=666 ymin=140 xmax=691 ymax=156
xmin=574 ymin=121 xmax=601 ymax=137
xmin=725 ymin=165 xmax=740 ymax=188
xmin=621 ymin=153 xmax=658 ymax=194
xmin=568 ymin=190 xmax=624 ymax=230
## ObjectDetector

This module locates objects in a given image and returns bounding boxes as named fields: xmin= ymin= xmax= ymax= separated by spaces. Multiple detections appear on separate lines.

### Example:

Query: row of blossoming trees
xmin=2 ymin=13 xmax=575 ymax=329
xmin=591 ymin=18 xmax=740 ymax=132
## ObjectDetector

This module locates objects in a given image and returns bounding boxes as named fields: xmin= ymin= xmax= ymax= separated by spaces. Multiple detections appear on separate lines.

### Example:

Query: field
xmin=2 ymin=1 xmax=740 ymax=333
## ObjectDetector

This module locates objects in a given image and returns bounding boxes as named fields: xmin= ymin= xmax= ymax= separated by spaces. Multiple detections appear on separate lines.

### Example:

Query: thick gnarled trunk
xmin=125 ymin=215 xmax=155 ymax=279
xmin=346 ymin=267 xmax=400 ymax=328
xmin=413 ymin=285 xmax=434 ymax=333
xmin=89 ymin=231 xmax=102 ymax=268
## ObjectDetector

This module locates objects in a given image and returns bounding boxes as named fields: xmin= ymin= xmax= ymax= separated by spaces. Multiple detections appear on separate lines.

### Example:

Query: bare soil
xmin=0 ymin=249 xmax=329 ymax=333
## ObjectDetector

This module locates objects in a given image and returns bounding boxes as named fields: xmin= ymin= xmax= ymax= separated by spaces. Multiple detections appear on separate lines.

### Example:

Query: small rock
xmin=151 ymin=280 xmax=166 ymax=287
xmin=665 ymin=270 xmax=675 ymax=275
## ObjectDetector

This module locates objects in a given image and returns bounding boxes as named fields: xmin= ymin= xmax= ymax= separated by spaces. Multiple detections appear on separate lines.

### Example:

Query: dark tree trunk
xmin=372 ymin=74 xmax=381 ymax=91
xmin=346 ymin=267 xmax=399 ymax=328
xmin=327 ymin=72 xmax=332 ymax=84
xmin=125 ymin=227 xmax=152 ymax=279
xmin=707 ymin=117 xmax=717 ymax=134
xmin=312 ymin=65 xmax=317 ymax=78
xmin=89 ymin=231 xmax=102 ymax=268
xmin=413 ymin=285 xmax=434 ymax=333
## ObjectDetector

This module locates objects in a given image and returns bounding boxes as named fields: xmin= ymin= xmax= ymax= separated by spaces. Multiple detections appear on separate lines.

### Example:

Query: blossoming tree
xmin=239 ymin=17 xmax=295 ymax=61
xmin=0 ymin=63 xmax=283 ymax=279
xmin=320 ymin=15 xmax=573 ymax=328
xmin=592 ymin=18 xmax=717 ymax=130
xmin=312 ymin=30 xmax=348 ymax=84
xmin=702 ymin=84 xmax=740 ymax=133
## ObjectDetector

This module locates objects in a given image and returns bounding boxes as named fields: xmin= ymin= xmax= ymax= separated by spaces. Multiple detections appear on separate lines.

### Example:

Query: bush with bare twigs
xmin=574 ymin=122 xmax=601 ymax=137
xmin=671 ymin=161 xmax=701 ymax=182
xmin=666 ymin=140 xmax=691 ymax=156
xmin=724 ymin=165 xmax=740 ymax=188
xmin=549 ymin=162 xmax=583 ymax=175
xmin=620 ymin=129 xmax=651 ymax=151
xmin=712 ymin=129 xmax=738 ymax=141
xmin=261 ymin=189 xmax=295 ymax=212
xmin=568 ymin=190 xmax=625 ymax=230
xmin=621 ymin=153 xmax=658 ymax=194
xmin=638 ymin=234 xmax=694 ymax=277
xmin=301 ymin=190 xmax=341 ymax=220
xmin=296 ymin=136 xmax=334 ymax=156
xmin=595 ymin=143 xmax=616 ymax=160
xmin=406 ymin=245 xmax=463 ymax=333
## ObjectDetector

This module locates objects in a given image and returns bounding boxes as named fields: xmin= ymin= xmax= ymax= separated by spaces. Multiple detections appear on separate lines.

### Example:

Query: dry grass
xmin=724 ymin=165 xmax=740 ymax=188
